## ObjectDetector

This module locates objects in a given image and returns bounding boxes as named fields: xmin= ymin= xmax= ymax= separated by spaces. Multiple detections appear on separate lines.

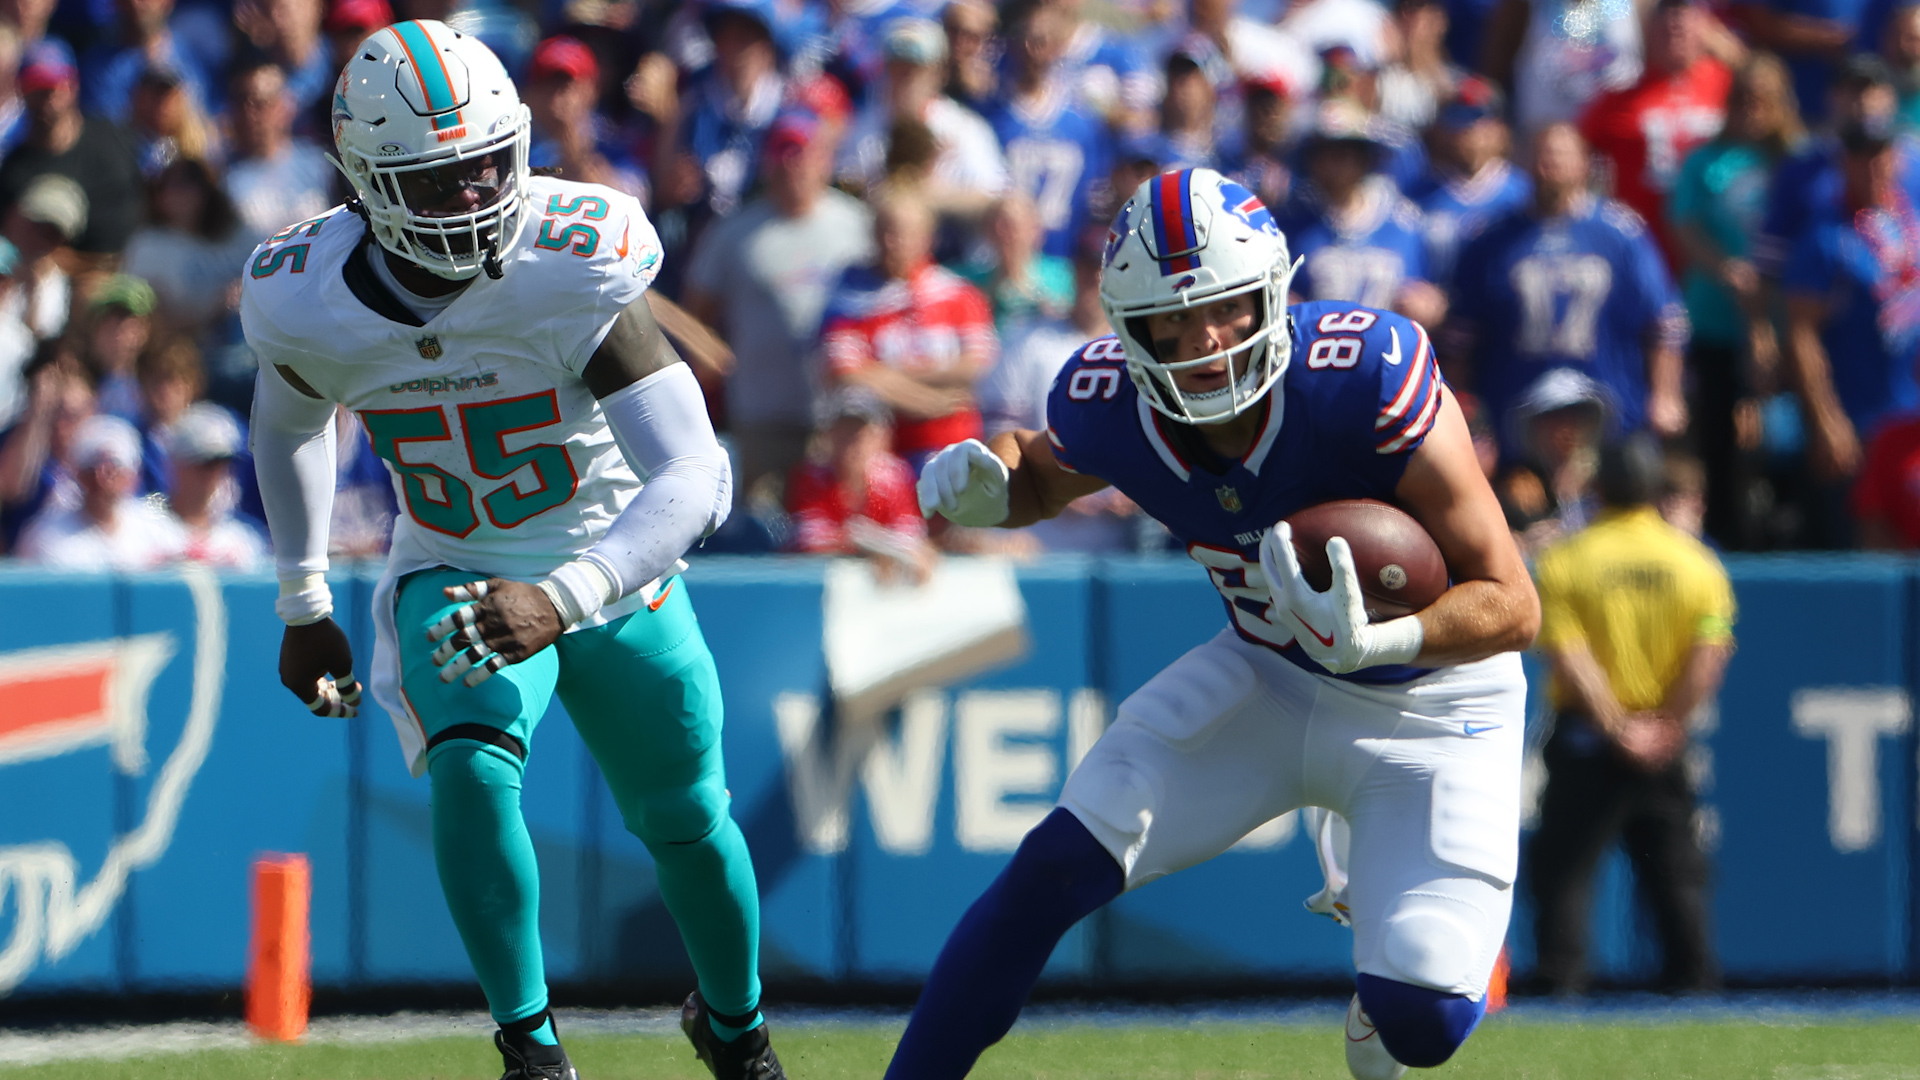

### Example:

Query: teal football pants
xmin=395 ymin=567 xmax=762 ymax=1028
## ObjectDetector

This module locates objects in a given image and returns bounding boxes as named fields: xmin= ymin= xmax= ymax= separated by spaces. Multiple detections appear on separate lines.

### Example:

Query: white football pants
xmin=1058 ymin=629 xmax=1526 ymax=999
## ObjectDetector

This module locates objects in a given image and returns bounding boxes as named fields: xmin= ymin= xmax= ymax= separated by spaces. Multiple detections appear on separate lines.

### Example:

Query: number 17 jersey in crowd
xmin=1043 ymin=300 xmax=1445 ymax=686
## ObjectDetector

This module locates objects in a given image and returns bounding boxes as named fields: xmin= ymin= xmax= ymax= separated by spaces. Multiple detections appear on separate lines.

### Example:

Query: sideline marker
xmin=246 ymin=853 xmax=311 ymax=1041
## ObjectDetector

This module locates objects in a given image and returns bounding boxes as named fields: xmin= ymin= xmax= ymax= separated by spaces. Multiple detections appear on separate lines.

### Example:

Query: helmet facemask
xmin=1108 ymin=254 xmax=1301 ymax=425
xmin=334 ymin=110 xmax=531 ymax=281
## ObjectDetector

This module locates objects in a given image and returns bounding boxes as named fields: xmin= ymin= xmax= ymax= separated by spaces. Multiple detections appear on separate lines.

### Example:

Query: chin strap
xmin=482 ymin=238 xmax=505 ymax=280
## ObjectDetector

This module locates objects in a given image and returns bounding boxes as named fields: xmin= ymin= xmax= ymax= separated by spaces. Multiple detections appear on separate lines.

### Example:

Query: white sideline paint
xmin=1790 ymin=688 xmax=1912 ymax=853
xmin=0 ymin=568 xmax=226 ymax=994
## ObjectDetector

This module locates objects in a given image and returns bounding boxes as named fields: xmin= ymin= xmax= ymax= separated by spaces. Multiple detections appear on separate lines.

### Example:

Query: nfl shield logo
xmin=416 ymin=335 xmax=443 ymax=360
xmin=1216 ymin=485 xmax=1243 ymax=513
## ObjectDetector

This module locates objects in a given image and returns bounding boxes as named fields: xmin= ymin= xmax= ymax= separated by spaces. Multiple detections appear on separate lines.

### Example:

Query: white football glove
xmin=426 ymin=580 xmax=509 ymax=687
xmin=916 ymin=438 xmax=1011 ymax=526
xmin=1259 ymin=521 xmax=1425 ymax=675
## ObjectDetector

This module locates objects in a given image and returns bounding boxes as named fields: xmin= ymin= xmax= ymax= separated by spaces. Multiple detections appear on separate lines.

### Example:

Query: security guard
xmin=1527 ymin=434 xmax=1735 ymax=994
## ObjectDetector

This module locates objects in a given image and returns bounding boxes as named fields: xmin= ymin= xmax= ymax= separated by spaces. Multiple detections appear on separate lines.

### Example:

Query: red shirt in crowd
xmin=1580 ymin=58 xmax=1731 ymax=266
xmin=820 ymin=262 xmax=998 ymax=458
xmin=1855 ymin=415 xmax=1920 ymax=548
xmin=786 ymin=451 xmax=927 ymax=553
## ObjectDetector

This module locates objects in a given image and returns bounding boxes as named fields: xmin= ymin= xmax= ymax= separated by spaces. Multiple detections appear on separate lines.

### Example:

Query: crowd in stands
xmin=2 ymin=0 xmax=1920 ymax=573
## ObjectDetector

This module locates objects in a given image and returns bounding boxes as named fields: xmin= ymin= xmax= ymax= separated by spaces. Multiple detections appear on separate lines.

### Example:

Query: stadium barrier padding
xmin=0 ymin=553 xmax=1915 ymax=997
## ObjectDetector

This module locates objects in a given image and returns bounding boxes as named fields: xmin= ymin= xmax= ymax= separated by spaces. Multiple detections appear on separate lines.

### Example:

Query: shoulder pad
xmin=519 ymin=178 xmax=661 ymax=296
xmin=1044 ymin=335 xmax=1132 ymax=474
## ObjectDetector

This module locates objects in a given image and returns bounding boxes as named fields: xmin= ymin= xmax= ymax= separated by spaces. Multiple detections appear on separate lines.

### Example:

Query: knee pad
xmin=1374 ymin=893 xmax=1489 ymax=994
xmin=624 ymin=776 xmax=729 ymax=846
xmin=427 ymin=740 xmax=525 ymax=791
xmin=1355 ymin=973 xmax=1484 ymax=1069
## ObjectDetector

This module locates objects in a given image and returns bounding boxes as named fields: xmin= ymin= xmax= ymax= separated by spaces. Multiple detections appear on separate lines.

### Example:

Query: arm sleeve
xmin=583 ymin=363 xmax=733 ymax=597
xmin=248 ymin=364 xmax=339 ymax=580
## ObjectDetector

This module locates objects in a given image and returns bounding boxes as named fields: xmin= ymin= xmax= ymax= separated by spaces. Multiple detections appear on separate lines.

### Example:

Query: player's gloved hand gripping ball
xmin=1260 ymin=521 xmax=1426 ymax=674
xmin=917 ymin=438 xmax=1012 ymax=526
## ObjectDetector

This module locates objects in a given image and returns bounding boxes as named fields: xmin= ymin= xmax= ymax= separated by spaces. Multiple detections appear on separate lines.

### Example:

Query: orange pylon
xmin=246 ymin=853 xmax=311 ymax=1042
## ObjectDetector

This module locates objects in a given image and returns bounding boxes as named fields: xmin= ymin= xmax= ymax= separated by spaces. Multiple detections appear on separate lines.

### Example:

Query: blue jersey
xmin=1452 ymin=197 xmax=1686 ymax=446
xmin=983 ymin=84 xmax=1113 ymax=258
xmin=1781 ymin=213 xmax=1920 ymax=437
xmin=1282 ymin=181 xmax=1431 ymax=309
xmin=1045 ymin=303 xmax=1445 ymax=685
xmin=1406 ymin=160 xmax=1533 ymax=287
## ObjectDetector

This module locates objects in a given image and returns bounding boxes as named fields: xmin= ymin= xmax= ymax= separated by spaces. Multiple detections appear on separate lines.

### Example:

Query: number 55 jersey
xmin=241 ymin=175 xmax=667 ymax=770
xmin=1044 ymin=301 xmax=1445 ymax=686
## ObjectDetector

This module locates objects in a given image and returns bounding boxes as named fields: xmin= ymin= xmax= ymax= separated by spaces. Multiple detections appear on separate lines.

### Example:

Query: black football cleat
xmin=680 ymin=990 xmax=788 ymax=1080
xmin=495 ymin=1014 xmax=579 ymax=1080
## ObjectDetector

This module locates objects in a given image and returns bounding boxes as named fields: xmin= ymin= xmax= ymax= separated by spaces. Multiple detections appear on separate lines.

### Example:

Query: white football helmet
xmin=1098 ymin=168 xmax=1298 ymax=424
xmin=330 ymin=20 xmax=532 ymax=280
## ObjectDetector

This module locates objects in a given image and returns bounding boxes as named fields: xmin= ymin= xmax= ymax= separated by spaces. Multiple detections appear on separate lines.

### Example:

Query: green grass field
xmin=3 ymin=1018 xmax=1919 ymax=1080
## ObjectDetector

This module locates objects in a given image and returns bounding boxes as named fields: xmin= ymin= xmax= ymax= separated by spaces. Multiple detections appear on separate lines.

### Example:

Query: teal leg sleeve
xmin=427 ymin=744 xmax=549 ymax=1026
xmin=555 ymin=582 xmax=763 ymax=1027
xmin=396 ymin=567 xmax=563 ymax=1028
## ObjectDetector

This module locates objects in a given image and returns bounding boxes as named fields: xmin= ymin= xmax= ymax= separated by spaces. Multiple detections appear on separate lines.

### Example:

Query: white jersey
xmin=241 ymin=176 xmax=667 ymax=773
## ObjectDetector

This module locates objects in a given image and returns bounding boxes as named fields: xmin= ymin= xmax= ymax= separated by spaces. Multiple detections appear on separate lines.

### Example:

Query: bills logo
xmin=0 ymin=571 xmax=225 ymax=994
xmin=1223 ymin=182 xmax=1279 ymax=237
xmin=1103 ymin=204 xmax=1134 ymax=267
xmin=1173 ymin=273 xmax=1198 ymax=290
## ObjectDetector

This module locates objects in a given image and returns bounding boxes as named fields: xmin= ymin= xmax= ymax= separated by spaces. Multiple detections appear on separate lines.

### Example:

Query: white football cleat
xmin=1344 ymin=994 xmax=1408 ymax=1080
xmin=1302 ymin=807 xmax=1353 ymax=926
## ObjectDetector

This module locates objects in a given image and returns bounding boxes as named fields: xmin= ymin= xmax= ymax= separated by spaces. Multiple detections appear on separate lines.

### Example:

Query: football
xmin=1282 ymin=499 xmax=1448 ymax=621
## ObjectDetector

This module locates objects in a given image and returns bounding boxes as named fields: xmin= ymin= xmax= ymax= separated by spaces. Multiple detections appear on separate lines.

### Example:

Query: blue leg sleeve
xmin=1355 ymin=973 xmax=1485 ymax=1068
xmin=884 ymin=808 xmax=1124 ymax=1080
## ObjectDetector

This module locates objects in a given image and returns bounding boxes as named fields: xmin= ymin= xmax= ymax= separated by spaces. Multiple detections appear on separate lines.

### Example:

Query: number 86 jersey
xmin=1045 ymin=301 xmax=1447 ymax=685
xmin=240 ymin=176 xmax=664 ymax=585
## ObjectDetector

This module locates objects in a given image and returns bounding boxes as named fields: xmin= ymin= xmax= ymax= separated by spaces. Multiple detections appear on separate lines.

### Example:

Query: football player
xmin=899 ymin=167 xmax=1540 ymax=1080
xmin=243 ymin=22 xmax=783 ymax=1080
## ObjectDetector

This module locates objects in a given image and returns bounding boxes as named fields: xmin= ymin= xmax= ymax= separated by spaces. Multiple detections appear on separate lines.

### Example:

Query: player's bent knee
xmin=996 ymin=808 xmax=1125 ymax=924
xmin=425 ymin=741 xmax=525 ymax=795
xmin=622 ymin=779 xmax=728 ymax=847
xmin=1380 ymin=906 xmax=1482 ymax=993
xmin=1355 ymin=973 xmax=1484 ymax=1069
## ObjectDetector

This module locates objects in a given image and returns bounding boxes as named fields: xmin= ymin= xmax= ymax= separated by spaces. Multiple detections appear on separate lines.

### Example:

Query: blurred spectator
xmin=1529 ymin=434 xmax=1732 ymax=995
xmin=132 ymin=330 xmax=198 ymax=493
xmin=956 ymin=192 xmax=1073 ymax=329
xmin=224 ymin=59 xmax=329 ymax=240
xmin=3 ymin=171 xmax=77 ymax=338
xmin=685 ymin=108 xmax=874 ymax=507
xmin=1408 ymin=76 xmax=1530 ymax=287
xmin=1157 ymin=40 xmax=1220 ymax=171
xmin=980 ymin=246 xmax=1109 ymax=436
xmin=0 ymin=0 xmax=56 ymax=49
xmin=1185 ymin=0 xmax=1320 ymax=104
xmin=1317 ymin=42 xmax=1430 ymax=192
xmin=785 ymin=390 xmax=935 ymax=581
xmin=1451 ymin=123 xmax=1690 ymax=451
xmin=1283 ymin=100 xmax=1446 ymax=328
xmin=0 ymin=25 xmax=27 ymax=159
xmin=160 ymin=399 xmax=263 ymax=568
xmin=1219 ymin=75 xmax=1294 ymax=212
xmin=1855 ymin=405 xmax=1920 ymax=546
xmin=127 ymin=60 xmax=216 ymax=173
xmin=1501 ymin=366 xmax=1612 ymax=552
xmin=1886 ymin=0 xmax=1920 ymax=128
xmin=80 ymin=272 xmax=153 ymax=421
xmin=1780 ymin=115 xmax=1920 ymax=548
xmin=982 ymin=3 xmax=1110 ymax=259
xmin=80 ymin=0 xmax=212 ymax=123
xmin=941 ymin=0 xmax=996 ymax=111
xmin=0 ymin=40 xmax=144 ymax=256
xmin=15 ymin=412 xmax=182 ymax=566
xmin=1755 ymin=54 xmax=1902 ymax=274
xmin=0 ymin=238 xmax=31 ymax=426
xmin=1377 ymin=0 xmax=1461 ymax=130
xmin=320 ymin=0 xmax=390 ymax=72
xmin=1580 ymin=0 xmax=1733 ymax=266
xmin=1054 ymin=0 xmax=1157 ymax=130
xmin=1281 ymin=0 xmax=1395 ymax=68
xmin=123 ymin=157 xmax=248 ymax=340
xmin=1659 ymin=448 xmax=1708 ymax=535
xmin=1669 ymin=53 xmax=1803 ymax=549
xmin=0 ymin=341 xmax=88 ymax=548
xmin=1484 ymin=0 xmax=1641 ymax=139
xmin=657 ymin=0 xmax=786 ymax=217
xmin=839 ymin=18 xmax=1006 ymax=215
xmin=525 ymin=35 xmax=645 ymax=200
xmin=230 ymin=0 xmax=330 ymax=125
xmin=1740 ymin=0 xmax=1878 ymax=124
xmin=820 ymin=186 xmax=997 ymax=472
xmin=328 ymin=407 xmax=394 ymax=558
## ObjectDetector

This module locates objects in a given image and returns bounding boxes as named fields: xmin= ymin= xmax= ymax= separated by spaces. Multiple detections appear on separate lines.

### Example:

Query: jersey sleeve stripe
xmin=1374 ymin=323 xmax=1433 ymax=430
xmin=1377 ymin=362 xmax=1444 ymax=454
xmin=1046 ymin=426 xmax=1082 ymax=472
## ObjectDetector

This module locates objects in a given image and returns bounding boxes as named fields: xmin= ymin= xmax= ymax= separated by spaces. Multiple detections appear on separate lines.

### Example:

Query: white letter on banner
xmin=955 ymin=690 xmax=1061 ymax=852
xmin=1790 ymin=687 xmax=1912 ymax=853
xmin=773 ymin=692 xmax=852 ymax=855
xmin=1067 ymin=688 xmax=1106 ymax=773
xmin=860 ymin=690 xmax=949 ymax=855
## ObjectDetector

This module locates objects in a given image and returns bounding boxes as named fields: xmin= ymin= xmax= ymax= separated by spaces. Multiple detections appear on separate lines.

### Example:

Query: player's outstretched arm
xmin=1393 ymin=387 xmax=1541 ymax=666
xmin=251 ymin=363 xmax=360 ymax=717
xmin=430 ymin=296 xmax=733 ymax=686
xmin=917 ymin=430 xmax=1108 ymax=529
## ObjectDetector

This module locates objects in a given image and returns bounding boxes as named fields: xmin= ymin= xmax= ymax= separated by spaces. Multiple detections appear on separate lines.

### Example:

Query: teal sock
xmin=526 ymin=1017 xmax=558 ymax=1046
xmin=646 ymin=816 xmax=763 ymax=1032
xmin=427 ymin=744 xmax=549 ymax=1026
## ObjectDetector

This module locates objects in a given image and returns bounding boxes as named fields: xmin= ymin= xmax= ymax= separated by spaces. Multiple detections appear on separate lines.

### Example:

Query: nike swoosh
xmin=615 ymin=220 xmax=631 ymax=260
xmin=1462 ymin=722 xmax=1502 ymax=736
xmin=1346 ymin=1013 xmax=1379 ymax=1042
xmin=1294 ymin=613 xmax=1336 ymax=648
xmin=1383 ymin=326 xmax=1403 ymax=366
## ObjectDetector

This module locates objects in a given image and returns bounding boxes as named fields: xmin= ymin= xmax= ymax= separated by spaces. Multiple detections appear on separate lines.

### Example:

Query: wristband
xmin=537 ymin=559 xmax=619 ymax=629
xmin=275 ymin=573 xmax=333 ymax=626
xmin=1362 ymin=615 xmax=1425 ymax=669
